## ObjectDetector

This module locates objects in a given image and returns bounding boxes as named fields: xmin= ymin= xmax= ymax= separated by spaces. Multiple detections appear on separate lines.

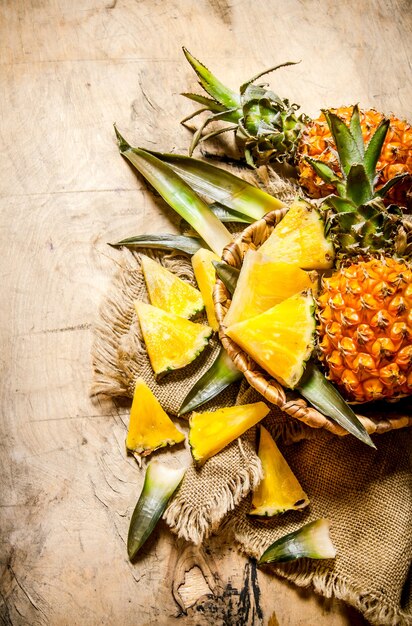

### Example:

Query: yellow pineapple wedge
xmin=226 ymin=291 xmax=315 ymax=389
xmin=259 ymin=198 xmax=334 ymax=270
xmin=140 ymin=254 xmax=204 ymax=319
xmin=191 ymin=248 xmax=220 ymax=331
xmin=189 ymin=402 xmax=269 ymax=464
xmin=126 ymin=378 xmax=185 ymax=456
xmin=134 ymin=301 xmax=212 ymax=377
xmin=224 ymin=249 xmax=317 ymax=327
xmin=250 ymin=426 xmax=309 ymax=516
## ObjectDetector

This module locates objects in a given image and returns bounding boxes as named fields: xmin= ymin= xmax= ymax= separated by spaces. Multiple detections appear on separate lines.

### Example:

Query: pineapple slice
xmin=135 ymin=301 xmax=213 ymax=377
xmin=189 ymin=402 xmax=269 ymax=464
xmin=140 ymin=254 xmax=204 ymax=318
xmin=224 ymin=250 xmax=317 ymax=327
xmin=191 ymin=248 xmax=220 ymax=331
xmin=250 ymin=426 xmax=309 ymax=516
xmin=259 ymin=198 xmax=334 ymax=269
xmin=126 ymin=378 xmax=185 ymax=456
xmin=226 ymin=291 xmax=315 ymax=389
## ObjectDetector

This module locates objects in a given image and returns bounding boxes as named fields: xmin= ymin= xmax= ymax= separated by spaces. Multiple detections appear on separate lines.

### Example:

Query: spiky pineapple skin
xmin=317 ymin=257 xmax=412 ymax=403
xmin=298 ymin=107 xmax=412 ymax=207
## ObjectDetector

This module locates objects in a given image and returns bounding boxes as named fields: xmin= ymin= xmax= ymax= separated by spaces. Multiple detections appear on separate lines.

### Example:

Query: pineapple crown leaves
xmin=306 ymin=106 xmax=411 ymax=257
xmin=182 ymin=47 xmax=241 ymax=109
xmin=181 ymin=48 xmax=308 ymax=165
xmin=305 ymin=106 xmax=409 ymax=208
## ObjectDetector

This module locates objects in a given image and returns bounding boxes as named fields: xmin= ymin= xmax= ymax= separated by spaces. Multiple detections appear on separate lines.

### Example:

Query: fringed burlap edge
xmin=92 ymin=250 xmax=148 ymax=399
xmin=91 ymin=248 xmax=209 ymax=404
xmin=164 ymin=437 xmax=263 ymax=545
xmin=235 ymin=549 xmax=412 ymax=626
xmin=270 ymin=567 xmax=412 ymax=626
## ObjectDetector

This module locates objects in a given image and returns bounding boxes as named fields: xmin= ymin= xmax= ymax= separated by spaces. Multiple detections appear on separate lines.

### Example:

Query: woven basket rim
xmin=213 ymin=208 xmax=412 ymax=437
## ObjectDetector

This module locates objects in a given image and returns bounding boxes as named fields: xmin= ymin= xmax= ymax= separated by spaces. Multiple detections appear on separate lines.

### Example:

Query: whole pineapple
xmin=182 ymin=49 xmax=412 ymax=209
xmin=318 ymin=257 xmax=412 ymax=402
xmin=310 ymin=109 xmax=412 ymax=403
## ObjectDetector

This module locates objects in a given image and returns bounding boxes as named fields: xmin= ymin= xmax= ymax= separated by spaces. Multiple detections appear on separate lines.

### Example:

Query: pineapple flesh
xmin=134 ymin=301 xmax=212 ymax=377
xmin=224 ymin=249 xmax=317 ymax=327
xmin=226 ymin=291 xmax=316 ymax=389
xmin=191 ymin=248 xmax=220 ymax=331
xmin=250 ymin=426 xmax=309 ymax=517
xmin=141 ymin=254 xmax=204 ymax=319
xmin=258 ymin=199 xmax=334 ymax=270
xmin=189 ymin=402 xmax=270 ymax=464
xmin=126 ymin=378 xmax=185 ymax=456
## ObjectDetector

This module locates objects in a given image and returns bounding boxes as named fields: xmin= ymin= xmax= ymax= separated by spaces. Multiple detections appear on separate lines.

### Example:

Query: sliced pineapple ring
xmin=226 ymin=290 xmax=316 ymax=389
xmin=191 ymin=248 xmax=220 ymax=331
xmin=259 ymin=198 xmax=334 ymax=270
xmin=126 ymin=378 xmax=185 ymax=456
xmin=140 ymin=254 xmax=204 ymax=318
xmin=224 ymin=249 xmax=317 ymax=327
xmin=134 ymin=301 xmax=212 ymax=377
xmin=250 ymin=426 xmax=309 ymax=516
xmin=189 ymin=402 xmax=269 ymax=464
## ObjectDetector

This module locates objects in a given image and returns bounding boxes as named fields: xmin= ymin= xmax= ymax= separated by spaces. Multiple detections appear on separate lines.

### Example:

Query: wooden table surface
xmin=1 ymin=1 xmax=410 ymax=624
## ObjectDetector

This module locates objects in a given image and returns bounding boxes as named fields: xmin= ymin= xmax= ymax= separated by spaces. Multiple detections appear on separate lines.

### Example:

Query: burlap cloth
xmin=91 ymin=174 xmax=412 ymax=626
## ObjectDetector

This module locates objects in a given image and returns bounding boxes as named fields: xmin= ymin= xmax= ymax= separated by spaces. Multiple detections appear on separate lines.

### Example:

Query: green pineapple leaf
xmin=145 ymin=150 xmax=285 ymax=219
xmin=349 ymin=104 xmax=364 ymax=157
xmin=297 ymin=362 xmax=376 ymax=448
xmin=178 ymin=347 xmax=242 ymax=415
xmin=326 ymin=194 xmax=357 ymax=214
xmin=323 ymin=110 xmax=363 ymax=176
xmin=212 ymin=261 xmax=240 ymax=295
xmin=346 ymin=163 xmax=373 ymax=205
xmin=331 ymin=210 xmax=359 ymax=232
xmin=209 ymin=203 xmax=254 ymax=223
xmin=180 ymin=94 xmax=240 ymax=125
xmin=363 ymin=118 xmax=390 ymax=183
xmin=114 ymin=127 xmax=232 ymax=256
xmin=305 ymin=157 xmax=346 ymax=196
xmin=183 ymin=48 xmax=240 ymax=109
xmin=181 ymin=93 xmax=228 ymax=110
xmin=376 ymin=172 xmax=411 ymax=198
xmin=242 ymin=100 xmax=267 ymax=137
xmin=239 ymin=61 xmax=300 ymax=95
xmin=109 ymin=234 xmax=203 ymax=255
xmin=189 ymin=109 xmax=239 ymax=155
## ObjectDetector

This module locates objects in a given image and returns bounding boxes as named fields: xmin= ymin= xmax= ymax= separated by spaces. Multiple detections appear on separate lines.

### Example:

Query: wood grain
xmin=1 ymin=0 xmax=410 ymax=624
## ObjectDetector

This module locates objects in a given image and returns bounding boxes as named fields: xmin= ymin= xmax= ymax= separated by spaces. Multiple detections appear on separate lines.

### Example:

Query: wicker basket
xmin=214 ymin=209 xmax=412 ymax=436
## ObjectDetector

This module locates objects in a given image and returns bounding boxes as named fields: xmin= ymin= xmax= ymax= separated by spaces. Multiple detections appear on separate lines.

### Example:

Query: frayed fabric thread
xmin=269 ymin=564 xmax=412 ymax=626
xmin=164 ymin=438 xmax=263 ymax=545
